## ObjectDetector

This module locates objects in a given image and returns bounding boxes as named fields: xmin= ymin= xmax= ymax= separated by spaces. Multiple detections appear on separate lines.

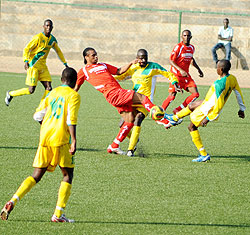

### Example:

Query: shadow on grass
xmin=8 ymin=219 xmax=250 ymax=228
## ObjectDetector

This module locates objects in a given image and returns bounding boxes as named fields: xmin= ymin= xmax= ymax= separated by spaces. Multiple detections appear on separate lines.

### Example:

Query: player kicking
xmin=165 ymin=60 xmax=245 ymax=162
xmin=161 ymin=30 xmax=204 ymax=114
xmin=75 ymin=47 xmax=166 ymax=155
xmin=116 ymin=49 xmax=181 ymax=156
xmin=5 ymin=19 xmax=68 ymax=107
xmin=1 ymin=67 xmax=80 ymax=222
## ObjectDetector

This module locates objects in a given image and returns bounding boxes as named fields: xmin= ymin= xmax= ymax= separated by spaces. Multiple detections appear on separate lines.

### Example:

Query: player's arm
xmin=191 ymin=58 xmax=204 ymax=77
xmin=116 ymin=59 xmax=138 ymax=75
xmin=233 ymin=81 xmax=246 ymax=119
xmin=74 ymin=69 xmax=85 ymax=92
xmin=169 ymin=58 xmax=188 ymax=77
xmin=23 ymin=36 xmax=38 ymax=70
xmin=33 ymin=96 xmax=48 ymax=124
xmin=115 ymin=65 xmax=135 ymax=81
xmin=69 ymin=125 xmax=77 ymax=155
xmin=53 ymin=43 xmax=68 ymax=67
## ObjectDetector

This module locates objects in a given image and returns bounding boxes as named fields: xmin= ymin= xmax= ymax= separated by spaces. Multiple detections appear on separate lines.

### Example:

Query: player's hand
xmin=180 ymin=70 xmax=188 ymax=77
xmin=24 ymin=62 xmax=29 ymax=70
xmin=238 ymin=110 xmax=245 ymax=119
xmin=198 ymin=70 xmax=204 ymax=77
xmin=201 ymin=118 xmax=209 ymax=127
xmin=131 ymin=59 xmax=139 ymax=64
xmin=69 ymin=142 xmax=76 ymax=155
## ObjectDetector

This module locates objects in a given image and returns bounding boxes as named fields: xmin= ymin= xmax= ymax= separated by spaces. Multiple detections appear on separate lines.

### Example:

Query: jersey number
xmin=50 ymin=97 xmax=65 ymax=119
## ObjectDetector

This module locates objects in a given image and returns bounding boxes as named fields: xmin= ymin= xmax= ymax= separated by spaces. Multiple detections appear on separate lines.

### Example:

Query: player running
xmin=116 ymin=49 xmax=181 ymax=156
xmin=161 ymin=29 xmax=204 ymax=114
xmin=165 ymin=60 xmax=245 ymax=162
xmin=1 ymin=67 xmax=80 ymax=222
xmin=75 ymin=47 xmax=166 ymax=155
xmin=5 ymin=19 xmax=68 ymax=107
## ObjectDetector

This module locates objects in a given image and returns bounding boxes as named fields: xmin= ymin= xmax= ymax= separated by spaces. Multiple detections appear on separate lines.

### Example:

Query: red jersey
xmin=170 ymin=42 xmax=195 ymax=77
xmin=77 ymin=63 xmax=121 ymax=97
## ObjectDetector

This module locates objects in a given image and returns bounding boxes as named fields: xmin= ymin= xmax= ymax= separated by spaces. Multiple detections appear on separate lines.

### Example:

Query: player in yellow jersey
xmin=116 ymin=49 xmax=181 ymax=156
xmin=165 ymin=60 xmax=245 ymax=162
xmin=5 ymin=19 xmax=68 ymax=107
xmin=1 ymin=67 xmax=81 ymax=222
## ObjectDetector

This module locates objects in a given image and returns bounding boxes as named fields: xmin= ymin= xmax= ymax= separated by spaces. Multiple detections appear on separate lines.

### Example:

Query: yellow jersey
xmin=116 ymin=62 xmax=178 ymax=101
xmin=34 ymin=85 xmax=81 ymax=147
xmin=23 ymin=32 xmax=67 ymax=68
xmin=200 ymin=74 xmax=245 ymax=121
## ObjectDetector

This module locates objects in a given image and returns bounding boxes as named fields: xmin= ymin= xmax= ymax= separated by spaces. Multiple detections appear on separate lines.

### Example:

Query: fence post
xmin=178 ymin=11 xmax=182 ymax=43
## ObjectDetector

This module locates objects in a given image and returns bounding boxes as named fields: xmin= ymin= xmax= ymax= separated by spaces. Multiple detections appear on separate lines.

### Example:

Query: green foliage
xmin=0 ymin=72 xmax=249 ymax=234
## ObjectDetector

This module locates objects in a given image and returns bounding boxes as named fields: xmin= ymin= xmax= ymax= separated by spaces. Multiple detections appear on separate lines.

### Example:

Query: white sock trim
xmin=13 ymin=195 xmax=20 ymax=201
xmin=56 ymin=206 xmax=64 ymax=211
xmin=114 ymin=139 xmax=120 ymax=145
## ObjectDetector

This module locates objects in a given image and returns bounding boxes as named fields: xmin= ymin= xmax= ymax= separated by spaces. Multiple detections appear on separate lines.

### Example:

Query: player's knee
xmin=29 ymin=86 xmax=36 ymax=94
xmin=134 ymin=113 xmax=145 ymax=126
xmin=47 ymin=86 xmax=52 ymax=91
xmin=188 ymin=122 xmax=197 ymax=132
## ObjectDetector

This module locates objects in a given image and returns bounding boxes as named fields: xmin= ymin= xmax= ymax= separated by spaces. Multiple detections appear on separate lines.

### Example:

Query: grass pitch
xmin=0 ymin=72 xmax=249 ymax=234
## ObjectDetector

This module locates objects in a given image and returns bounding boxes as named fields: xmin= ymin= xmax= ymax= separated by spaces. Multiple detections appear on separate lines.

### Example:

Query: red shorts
xmin=105 ymin=88 xmax=135 ymax=113
xmin=169 ymin=75 xmax=197 ymax=92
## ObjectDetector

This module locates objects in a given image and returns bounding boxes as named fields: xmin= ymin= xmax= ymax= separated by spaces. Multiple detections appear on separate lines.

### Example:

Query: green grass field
xmin=0 ymin=72 xmax=249 ymax=234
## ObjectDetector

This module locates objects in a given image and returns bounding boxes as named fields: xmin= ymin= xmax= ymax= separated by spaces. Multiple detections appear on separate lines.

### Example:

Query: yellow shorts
xmin=33 ymin=144 xmax=75 ymax=172
xmin=25 ymin=66 xmax=51 ymax=86
xmin=190 ymin=105 xmax=207 ymax=127
xmin=132 ymin=104 xmax=149 ymax=117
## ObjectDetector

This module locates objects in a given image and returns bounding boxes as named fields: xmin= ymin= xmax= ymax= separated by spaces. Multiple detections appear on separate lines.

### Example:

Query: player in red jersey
xmin=162 ymin=30 xmax=204 ymax=114
xmin=75 ymin=47 xmax=165 ymax=155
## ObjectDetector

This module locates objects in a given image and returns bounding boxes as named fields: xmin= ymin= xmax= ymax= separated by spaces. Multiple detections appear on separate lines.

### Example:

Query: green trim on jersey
xmin=141 ymin=62 xmax=167 ymax=75
xmin=214 ymin=74 xmax=229 ymax=98
xmin=48 ymin=34 xmax=57 ymax=46
xmin=29 ymin=51 xmax=46 ymax=67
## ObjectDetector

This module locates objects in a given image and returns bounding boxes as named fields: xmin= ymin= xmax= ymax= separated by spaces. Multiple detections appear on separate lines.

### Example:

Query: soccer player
xmin=75 ymin=47 xmax=165 ymax=155
xmin=1 ymin=67 xmax=81 ymax=222
xmin=116 ymin=49 xmax=181 ymax=156
xmin=161 ymin=29 xmax=204 ymax=114
xmin=5 ymin=19 xmax=68 ymax=107
xmin=165 ymin=60 xmax=245 ymax=162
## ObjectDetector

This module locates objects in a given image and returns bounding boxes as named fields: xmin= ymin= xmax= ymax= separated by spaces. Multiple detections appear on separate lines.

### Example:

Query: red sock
xmin=141 ymin=96 xmax=155 ymax=112
xmin=161 ymin=95 xmax=175 ymax=111
xmin=182 ymin=92 xmax=199 ymax=107
xmin=111 ymin=122 xmax=134 ymax=148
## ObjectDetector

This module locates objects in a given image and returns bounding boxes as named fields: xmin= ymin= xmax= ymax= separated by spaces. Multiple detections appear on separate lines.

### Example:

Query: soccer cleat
xmin=192 ymin=154 xmax=211 ymax=162
xmin=156 ymin=118 xmax=172 ymax=129
xmin=5 ymin=91 xmax=13 ymax=106
xmin=51 ymin=214 xmax=75 ymax=223
xmin=1 ymin=201 xmax=14 ymax=221
xmin=107 ymin=145 xmax=126 ymax=155
xmin=127 ymin=150 xmax=135 ymax=157
xmin=164 ymin=113 xmax=183 ymax=127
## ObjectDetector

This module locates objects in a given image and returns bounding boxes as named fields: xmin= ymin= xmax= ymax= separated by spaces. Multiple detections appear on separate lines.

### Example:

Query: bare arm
xmin=191 ymin=58 xmax=204 ymax=77
xmin=69 ymin=125 xmax=77 ymax=155
xmin=169 ymin=58 xmax=188 ymax=77
xmin=74 ymin=83 xmax=82 ymax=92
xmin=116 ymin=59 xmax=138 ymax=75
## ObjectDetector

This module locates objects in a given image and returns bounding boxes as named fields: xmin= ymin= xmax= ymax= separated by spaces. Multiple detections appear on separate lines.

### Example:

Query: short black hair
xmin=44 ymin=19 xmax=53 ymax=26
xmin=182 ymin=29 xmax=191 ymax=35
xmin=83 ymin=47 xmax=95 ymax=64
xmin=218 ymin=59 xmax=231 ymax=73
xmin=137 ymin=49 xmax=148 ymax=57
xmin=61 ymin=67 xmax=77 ymax=87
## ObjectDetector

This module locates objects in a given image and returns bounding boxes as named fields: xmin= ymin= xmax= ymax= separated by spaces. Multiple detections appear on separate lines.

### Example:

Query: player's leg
xmin=1 ymin=168 xmax=46 ymax=220
xmin=132 ymin=92 xmax=164 ymax=120
xmin=5 ymin=67 xmax=38 ymax=106
xmin=108 ymin=111 xmax=134 ymax=155
xmin=188 ymin=122 xmax=210 ymax=162
xmin=52 ymin=167 xmax=74 ymax=223
xmin=212 ymin=43 xmax=223 ymax=65
xmin=127 ymin=112 xmax=145 ymax=157
xmin=161 ymin=86 xmax=177 ymax=111
xmin=173 ymin=86 xmax=199 ymax=114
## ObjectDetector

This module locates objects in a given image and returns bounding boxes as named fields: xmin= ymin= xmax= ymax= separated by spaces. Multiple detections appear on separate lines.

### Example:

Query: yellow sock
xmin=190 ymin=130 xmax=207 ymax=156
xmin=128 ymin=126 xmax=141 ymax=151
xmin=54 ymin=181 xmax=72 ymax=218
xmin=175 ymin=106 xmax=192 ymax=120
xmin=11 ymin=176 xmax=36 ymax=206
xmin=37 ymin=90 xmax=50 ymax=107
xmin=126 ymin=130 xmax=132 ymax=139
xmin=9 ymin=88 xmax=30 ymax=97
